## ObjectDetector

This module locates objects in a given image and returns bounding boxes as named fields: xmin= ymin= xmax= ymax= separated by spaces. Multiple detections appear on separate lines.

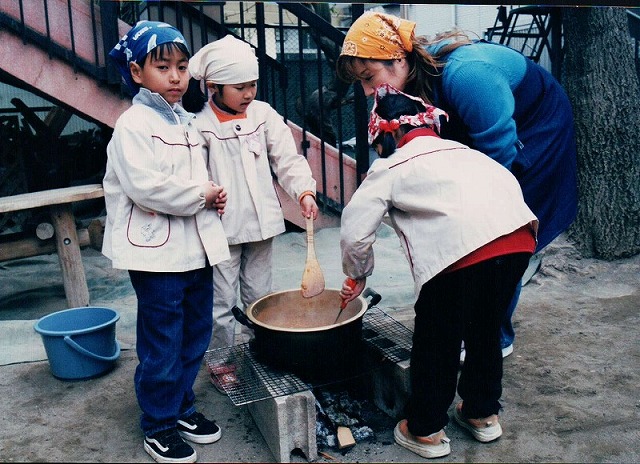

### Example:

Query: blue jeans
xmin=129 ymin=266 xmax=213 ymax=436
xmin=500 ymin=280 xmax=521 ymax=349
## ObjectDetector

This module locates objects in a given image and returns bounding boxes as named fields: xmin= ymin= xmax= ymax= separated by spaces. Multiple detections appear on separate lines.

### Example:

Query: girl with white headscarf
xmin=187 ymin=36 xmax=319 ymax=361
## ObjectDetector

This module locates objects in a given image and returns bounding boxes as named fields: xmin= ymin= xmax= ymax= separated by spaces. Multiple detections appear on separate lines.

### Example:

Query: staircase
xmin=485 ymin=5 xmax=563 ymax=78
xmin=0 ymin=0 xmax=368 ymax=233
xmin=0 ymin=0 xmax=130 ymax=127
xmin=486 ymin=5 xmax=640 ymax=83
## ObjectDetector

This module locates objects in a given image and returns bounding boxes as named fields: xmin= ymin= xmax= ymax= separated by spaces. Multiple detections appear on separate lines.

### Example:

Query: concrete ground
xmin=0 ymin=225 xmax=639 ymax=463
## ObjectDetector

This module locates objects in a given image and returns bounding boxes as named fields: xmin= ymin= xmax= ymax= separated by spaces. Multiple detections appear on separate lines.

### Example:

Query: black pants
xmin=406 ymin=252 xmax=531 ymax=437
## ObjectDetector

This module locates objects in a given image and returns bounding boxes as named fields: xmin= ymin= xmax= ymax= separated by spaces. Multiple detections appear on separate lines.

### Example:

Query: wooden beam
xmin=0 ymin=228 xmax=90 ymax=262
xmin=0 ymin=184 xmax=104 ymax=213
xmin=50 ymin=203 xmax=89 ymax=308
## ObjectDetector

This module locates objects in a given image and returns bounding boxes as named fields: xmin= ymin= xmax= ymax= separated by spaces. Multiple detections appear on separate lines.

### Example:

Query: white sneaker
xmin=453 ymin=402 xmax=502 ymax=443
xmin=501 ymin=344 xmax=514 ymax=358
xmin=393 ymin=420 xmax=451 ymax=458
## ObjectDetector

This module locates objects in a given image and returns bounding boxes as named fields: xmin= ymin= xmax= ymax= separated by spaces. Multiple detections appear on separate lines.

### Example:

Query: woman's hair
xmin=337 ymin=29 xmax=473 ymax=105
xmin=372 ymin=92 xmax=426 ymax=158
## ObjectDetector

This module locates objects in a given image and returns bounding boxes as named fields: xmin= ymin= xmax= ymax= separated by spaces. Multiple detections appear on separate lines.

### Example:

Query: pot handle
xmin=363 ymin=288 xmax=382 ymax=309
xmin=231 ymin=305 xmax=256 ymax=330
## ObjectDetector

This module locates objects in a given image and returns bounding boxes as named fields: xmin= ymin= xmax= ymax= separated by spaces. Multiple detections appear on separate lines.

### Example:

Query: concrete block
xmin=368 ymin=358 xmax=411 ymax=420
xmin=248 ymin=390 xmax=317 ymax=463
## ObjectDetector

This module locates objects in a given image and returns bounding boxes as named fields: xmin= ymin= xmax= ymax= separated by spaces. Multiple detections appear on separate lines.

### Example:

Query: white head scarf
xmin=189 ymin=35 xmax=259 ymax=84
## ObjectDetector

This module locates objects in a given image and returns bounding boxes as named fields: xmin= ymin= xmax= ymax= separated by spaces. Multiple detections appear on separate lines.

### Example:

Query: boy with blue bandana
xmin=104 ymin=21 xmax=229 ymax=463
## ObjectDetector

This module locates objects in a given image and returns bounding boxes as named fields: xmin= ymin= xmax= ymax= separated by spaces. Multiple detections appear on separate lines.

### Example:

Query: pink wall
xmin=281 ymin=122 xmax=358 ymax=230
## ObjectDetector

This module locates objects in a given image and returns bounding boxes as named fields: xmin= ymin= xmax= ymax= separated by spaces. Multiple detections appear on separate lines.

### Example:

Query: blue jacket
xmin=429 ymin=40 xmax=577 ymax=250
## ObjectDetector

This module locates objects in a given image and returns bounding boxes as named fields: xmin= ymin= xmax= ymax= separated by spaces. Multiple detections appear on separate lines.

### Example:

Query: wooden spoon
xmin=300 ymin=216 xmax=325 ymax=298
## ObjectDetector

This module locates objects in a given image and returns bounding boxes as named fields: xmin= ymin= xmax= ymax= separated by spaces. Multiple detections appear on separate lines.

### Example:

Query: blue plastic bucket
xmin=34 ymin=307 xmax=121 ymax=380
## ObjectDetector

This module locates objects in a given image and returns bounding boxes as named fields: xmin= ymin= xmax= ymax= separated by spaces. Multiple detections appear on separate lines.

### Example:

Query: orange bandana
xmin=340 ymin=12 xmax=416 ymax=60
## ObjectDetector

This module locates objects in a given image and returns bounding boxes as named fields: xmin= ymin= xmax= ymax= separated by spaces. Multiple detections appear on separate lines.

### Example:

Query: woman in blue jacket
xmin=337 ymin=11 xmax=578 ymax=360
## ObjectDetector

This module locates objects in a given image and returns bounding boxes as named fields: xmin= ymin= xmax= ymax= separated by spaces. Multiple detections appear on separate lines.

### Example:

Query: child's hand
xmin=300 ymin=195 xmax=318 ymax=220
xmin=214 ymin=188 xmax=227 ymax=215
xmin=202 ymin=181 xmax=227 ymax=214
xmin=339 ymin=277 xmax=365 ymax=305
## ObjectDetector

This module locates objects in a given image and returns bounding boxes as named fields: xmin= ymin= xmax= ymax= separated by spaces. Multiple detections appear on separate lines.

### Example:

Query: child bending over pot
xmin=339 ymin=83 xmax=538 ymax=459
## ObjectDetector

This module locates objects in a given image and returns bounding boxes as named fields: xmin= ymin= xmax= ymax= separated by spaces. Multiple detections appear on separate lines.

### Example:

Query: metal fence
xmin=123 ymin=1 xmax=366 ymax=214
xmin=2 ymin=1 xmax=639 ymax=218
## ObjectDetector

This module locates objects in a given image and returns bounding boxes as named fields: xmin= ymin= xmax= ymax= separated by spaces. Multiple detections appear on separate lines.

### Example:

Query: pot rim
xmin=245 ymin=288 xmax=367 ymax=333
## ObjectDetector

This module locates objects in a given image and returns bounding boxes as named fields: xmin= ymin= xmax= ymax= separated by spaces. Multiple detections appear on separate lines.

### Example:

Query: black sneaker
xmin=144 ymin=427 xmax=196 ymax=463
xmin=177 ymin=412 xmax=222 ymax=444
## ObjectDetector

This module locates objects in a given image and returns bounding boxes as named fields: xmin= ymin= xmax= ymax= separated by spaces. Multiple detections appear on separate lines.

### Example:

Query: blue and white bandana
xmin=109 ymin=21 xmax=189 ymax=95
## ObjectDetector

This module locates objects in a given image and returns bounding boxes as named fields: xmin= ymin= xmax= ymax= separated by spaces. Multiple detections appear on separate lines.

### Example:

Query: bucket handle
xmin=64 ymin=336 xmax=121 ymax=362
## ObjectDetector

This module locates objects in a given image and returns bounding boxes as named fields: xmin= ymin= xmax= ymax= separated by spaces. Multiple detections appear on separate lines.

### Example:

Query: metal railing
xmin=0 ymin=0 xmax=368 ymax=215
xmin=485 ymin=5 xmax=562 ymax=78
xmin=4 ymin=2 xmax=638 ymax=217
xmin=0 ymin=0 xmax=117 ymax=84
xmin=110 ymin=1 xmax=363 ymax=214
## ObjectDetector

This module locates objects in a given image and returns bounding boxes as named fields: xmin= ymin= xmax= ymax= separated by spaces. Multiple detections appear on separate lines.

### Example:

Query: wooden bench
xmin=0 ymin=184 xmax=104 ymax=308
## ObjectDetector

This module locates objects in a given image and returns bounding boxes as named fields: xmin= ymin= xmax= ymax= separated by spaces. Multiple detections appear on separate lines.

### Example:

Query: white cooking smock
xmin=102 ymin=88 xmax=230 ymax=272
xmin=194 ymin=100 xmax=316 ymax=245
xmin=341 ymin=135 xmax=538 ymax=297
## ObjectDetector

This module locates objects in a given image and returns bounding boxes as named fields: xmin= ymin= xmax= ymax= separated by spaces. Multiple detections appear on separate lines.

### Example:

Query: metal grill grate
xmin=204 ymin=343 xmax=311 ymax=406
xmin=361 ymin=307 xmax=413 ymax=364
xmin=204 ymin=307 xmax=413 ymax=406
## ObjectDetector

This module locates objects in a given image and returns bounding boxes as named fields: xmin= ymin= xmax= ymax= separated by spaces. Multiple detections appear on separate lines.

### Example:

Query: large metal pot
xmin=232 ymin=288 xmax=380 ymax=383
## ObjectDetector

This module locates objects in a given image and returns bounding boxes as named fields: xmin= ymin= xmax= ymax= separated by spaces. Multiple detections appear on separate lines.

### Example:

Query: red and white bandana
xmin=368 ymin=83 xmax=448 ymax=145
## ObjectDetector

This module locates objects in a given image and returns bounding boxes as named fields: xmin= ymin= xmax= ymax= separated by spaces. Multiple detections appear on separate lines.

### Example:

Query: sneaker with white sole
xmin=453 ymin=402 xmax=502 ymax=443
xmin=144 ymin=427 xmax=196 ymax=463
xmin=177 ymin=412 xmax=222 ymax=444
xmin=393 ymin=419 xmax=451 ymax=458
xmin=501 ymin=343 xmax=514 ymax=358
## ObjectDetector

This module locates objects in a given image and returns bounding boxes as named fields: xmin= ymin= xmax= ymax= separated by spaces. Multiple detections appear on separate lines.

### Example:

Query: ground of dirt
xmin=0 ymin=229 xmax=638 ymax=463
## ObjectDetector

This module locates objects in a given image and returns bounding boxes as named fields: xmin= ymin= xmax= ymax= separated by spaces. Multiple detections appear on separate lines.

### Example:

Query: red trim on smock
xmin=397 ymin=127 xmax=440 ymax=147
xmin=443 ymin=225 xmax=536 ymax=274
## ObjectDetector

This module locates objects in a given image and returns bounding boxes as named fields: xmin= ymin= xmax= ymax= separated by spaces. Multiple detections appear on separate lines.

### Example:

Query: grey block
xmin=368 ymin=358 xmax=411 ymax=420
xmin=248 ymin=390 xmax=318 ymax=463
